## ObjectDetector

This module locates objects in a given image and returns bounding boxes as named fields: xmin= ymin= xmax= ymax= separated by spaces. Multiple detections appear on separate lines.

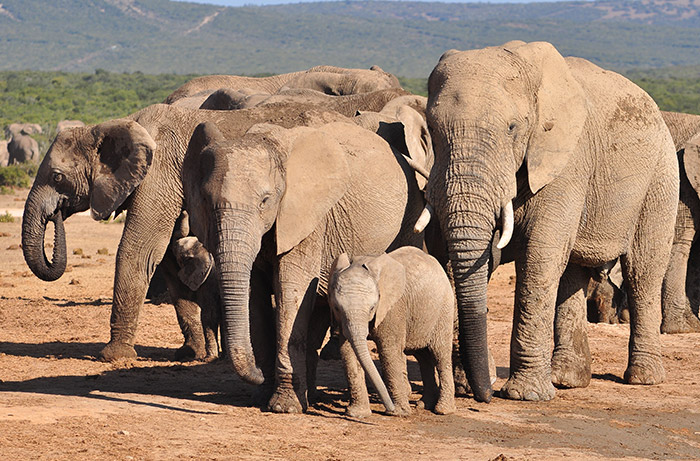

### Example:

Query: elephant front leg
xmin=268 ymin=242 xmax=322 ymax=413
xmin=551 ymin=263 xmax=592 ymax=389
xmin=376 ymin=340 xmax=412 ymax=416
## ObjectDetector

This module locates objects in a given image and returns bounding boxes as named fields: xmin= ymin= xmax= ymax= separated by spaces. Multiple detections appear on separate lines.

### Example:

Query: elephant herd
xmin=20 ymin=41 xmax=700 ymax=417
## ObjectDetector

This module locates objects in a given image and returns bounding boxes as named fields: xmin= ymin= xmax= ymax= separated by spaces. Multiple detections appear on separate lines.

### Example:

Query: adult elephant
xmin=181 ymin=114 xmax=431 ymax=413
xmin=420 ymin=41 xmax=678 ymax=402
xmin=6 ymin=123 xmax=42 ymax=164
xmin=165 ymin=65 xmax=401 ymax=107
xmin=21 ymin=102 xmax=348 ymax=362
xmin=0 ymin=139 xmax=9 ymax=167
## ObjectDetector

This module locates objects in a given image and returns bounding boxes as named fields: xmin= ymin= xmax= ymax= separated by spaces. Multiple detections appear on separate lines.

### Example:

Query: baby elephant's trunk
xmin=347 ymin=325 xmax=395 ymax=414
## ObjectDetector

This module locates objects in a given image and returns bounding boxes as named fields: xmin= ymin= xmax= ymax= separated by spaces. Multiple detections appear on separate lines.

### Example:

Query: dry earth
xmin=1 ymin=187 xmax=699 ymax=460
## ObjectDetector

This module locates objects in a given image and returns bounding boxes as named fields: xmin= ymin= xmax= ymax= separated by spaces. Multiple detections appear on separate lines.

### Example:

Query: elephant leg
xmin=431 ymin=335 xmax=456 ymax=415
xmin=306 ymin=300 xmax=330 ymax=405
xmin=413 ymin=349 xmax=438 ymax=411
xmin=376 ymin=339 xmax=411 ymax=416
xmin=551 ymin=263 xmax=592 ymax=389
xmin=197 ymin=275 xmax=221 ymax=360
xmin=99 ymin=213 xmax=176 ymax=361
xmin=268 ymin=237 xmax=322 ymax=413
xmin=249 ymin=266 xmax=277 ymax=406
xmin=339 ymin=333 xmax=371 ymax=417
xmin=621 ymin=170 xmax=675 ymax=385
xmin=661 ymin=183 xmax=700 ymax=334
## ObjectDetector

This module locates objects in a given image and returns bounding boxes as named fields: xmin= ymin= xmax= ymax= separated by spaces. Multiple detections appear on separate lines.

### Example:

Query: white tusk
xmin=496 ymin=201 xmax=513 ymax=249
xmin=413 ymin=204 xmax=433 ymax=233
xmin=401 ymin=154 xmax=430 ymax=180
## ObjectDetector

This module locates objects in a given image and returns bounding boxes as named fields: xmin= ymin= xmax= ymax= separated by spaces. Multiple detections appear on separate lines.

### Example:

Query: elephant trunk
xmin=21 ymin=185 xmax=67 ymax=281
xmin=345 ymin=321 xmax=395 ymax=413
xmin=216 ymin=210 xmax=264 ymax=385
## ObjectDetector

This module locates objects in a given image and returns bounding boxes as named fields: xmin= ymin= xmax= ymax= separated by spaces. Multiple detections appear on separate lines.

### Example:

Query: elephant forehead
xmin=217 ymin=146 xmax=280 ymax=196
xmin=333 ymin=267 xmax=379 ymax=301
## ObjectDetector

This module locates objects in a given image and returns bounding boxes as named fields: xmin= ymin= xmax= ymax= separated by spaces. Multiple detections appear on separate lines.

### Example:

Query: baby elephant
xmin=328 ymin=247 xmax=455 ymax=417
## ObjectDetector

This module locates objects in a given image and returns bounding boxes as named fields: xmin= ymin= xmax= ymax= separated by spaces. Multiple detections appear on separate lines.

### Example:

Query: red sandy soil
xmin=1 ymin=187 xmax=699 ymax=460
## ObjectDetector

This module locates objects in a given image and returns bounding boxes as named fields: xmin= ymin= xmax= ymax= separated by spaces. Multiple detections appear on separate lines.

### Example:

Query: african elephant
xmin=6 ymin=123 xmax=42 ymax=164
xmin=181 ymin=115 xmax=430 ymax=413
xmin=0 ymin=140 xmax=8 ymax=167
xmin=328 ymin=247 xmax=456 ymax=417
xmin=165 ymin=65 xmax=401 ymax=107
xmin=21 ymin=102 xmax=347 ymax=362
xmin=421 ymin=41 xmax=678 ymax=402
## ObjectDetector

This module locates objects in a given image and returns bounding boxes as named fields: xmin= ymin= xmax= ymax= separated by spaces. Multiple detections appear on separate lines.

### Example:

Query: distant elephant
xmin=165 ymin=65 xmax=401 ymax=107
xmin=421 ymin=41 xmax=678 ymax=402
xmin=328 ymin=248 xmax=456 ymax=417
xmin=56 ymin=120 xmax=85 ymax=133
xmin=181 ymin=114 xmax=430 ymax=413
xmin=0 ymin=140 xmax=9 ymax=167
xmin=6 ymin=123 xmax=42 ymax=164
xmin=21 ymin=102 xmax=348 ymax=362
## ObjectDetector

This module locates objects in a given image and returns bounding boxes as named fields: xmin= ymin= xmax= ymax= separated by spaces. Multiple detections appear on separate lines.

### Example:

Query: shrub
xmin=0 ymin=211 xmax=15 ymax=223
xmin=0 ymin=163 xmax=38 ymax=188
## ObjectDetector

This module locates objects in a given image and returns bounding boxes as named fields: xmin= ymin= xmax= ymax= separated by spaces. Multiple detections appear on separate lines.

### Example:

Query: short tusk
xmin=496 ymin=201 xmax=513 ymax=250
xmin=413 ymin=203 xmax=433 ymax=233
xmin=401 ymin=154 xmax=430 ymax=180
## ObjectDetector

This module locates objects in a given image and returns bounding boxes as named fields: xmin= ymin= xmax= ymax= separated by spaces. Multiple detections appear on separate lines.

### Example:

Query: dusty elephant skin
xmin=328 ymin=248 xmax=456 ymax=417
xmin=425 ymin=41 xmax=678 ymax=403
xmin=181 ymin=117 xmax=428 ymax=413
xmin=20 ymin=102 xmax=349 ymax=363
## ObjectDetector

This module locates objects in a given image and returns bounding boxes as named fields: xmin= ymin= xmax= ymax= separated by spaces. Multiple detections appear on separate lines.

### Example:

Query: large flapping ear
xmin=365 ymin=253 xmax=407 ymax=328
xmin=394 ymin=105 xmax=433 ymax=189
xmin=275 ymin=127 xmax=351 ymax=254
xmin=182 ymin=122 xmax=227 ymax=249
xmin=683 ymin=132 xmax=700 ymax=199
xmin=173 ymin=236 xmax=214 ymax=291
xmin=509 ymin=41 xmax=588 ymax=194
xmin=90 ymin=119 xmax=156 ymax=220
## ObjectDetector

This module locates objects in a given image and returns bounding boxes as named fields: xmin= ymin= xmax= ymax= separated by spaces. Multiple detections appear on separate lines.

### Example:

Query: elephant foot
xmin=174 ymin=341 xmax=207 ymax=362
xmin=453 ymin=362 xmax=470 ymax=396
xmin=386 ymin=402 xmax=412 ymax=417
xmin=500 ymin=372 xmax=556 ymax=401
xmin=624 ymin=358 xmax=665 ymax=385
xmin=345 ymin=402 xmax=372 ymax=418
xmin=661 ymin=311 xmax=700 ymax=334
xmin=267 ymin=374 xmax=306 ymax=413
xmin=98 ymin=341 xmax=137 ymax=362
xmin=551 ymin=350 xmax=591 ymax=389
xmin=433 ymin=396 xmax=456 ymax=415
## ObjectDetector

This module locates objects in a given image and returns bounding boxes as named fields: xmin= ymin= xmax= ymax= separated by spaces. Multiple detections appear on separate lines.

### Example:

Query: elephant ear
xmin=365 ymin=254 xmax=406 ymax=328
xmin=275 ymin=127 xmax=351 ymax=255
xmin=394 ymin=105 xmax=433 ymax=189
xmin=90 ymin=119 xmax=156 ymax=220
xmin=182 ymin=122 xmax=227 ymax=249
xmin=173 ymin=236 xmax=214 ymax=292
xmin=682 ymin=132 xmax=700 ymax=199
xmin=510 ymin=41 xmax=588 ymax=194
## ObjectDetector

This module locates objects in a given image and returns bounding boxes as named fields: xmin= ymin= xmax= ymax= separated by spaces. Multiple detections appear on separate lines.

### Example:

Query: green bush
xmin=0 ymin=163 xmax=38 ymax=188
xmin=0 ymin=211 xmax=14 ymax=223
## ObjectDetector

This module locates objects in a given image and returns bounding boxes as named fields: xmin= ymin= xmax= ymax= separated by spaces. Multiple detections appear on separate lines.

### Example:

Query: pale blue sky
xmin=173 ymin=0 xmax=574 ymax=6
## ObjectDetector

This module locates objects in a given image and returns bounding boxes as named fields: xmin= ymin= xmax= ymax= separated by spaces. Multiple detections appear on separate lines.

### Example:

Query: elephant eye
xmin=259 ymin=194 xmax=271 ymax=209
xmin=52 ymin=172 xmax=65 ymax=183
xmin=508 ymin=122 xmax=517 ymax=133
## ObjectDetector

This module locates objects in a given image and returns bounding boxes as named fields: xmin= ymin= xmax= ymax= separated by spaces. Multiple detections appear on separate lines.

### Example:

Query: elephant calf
xmin=328 ymin=247 xmax=456 ymax=417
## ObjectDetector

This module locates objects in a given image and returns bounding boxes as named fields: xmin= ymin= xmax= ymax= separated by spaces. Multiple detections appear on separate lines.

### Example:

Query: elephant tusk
xmin=496 ymin=201 xmax=513 ymax=250
xmin=401 ymin=154 xmax=430 ymax=180
xmin=413 ymin=204 xmax=433 ymax=233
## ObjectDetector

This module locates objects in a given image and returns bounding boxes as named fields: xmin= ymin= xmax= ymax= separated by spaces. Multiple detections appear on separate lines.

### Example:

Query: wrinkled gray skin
xmin=6 ymin=123 xmax=42 ymax=164
xmin=0 ymin=140 xmax=9 ymax=167
xmin=166 ymin=65 xmax=401 ymax=108
xmin=182 ymin=116 xmax=429 ymax=413
xmin=21 ymin=103 xmax=348 ymax=363
xmin=56 ymin=120 xmax=85 ymax=133
xmin=586 ymin=261 xmax=629 ymax=324
xmin=328 ymin=247 xmax=456 ymax=417
xmin=425 ymin=41 xmax=678 ymax=402
xmin=585 ymin=111 xmax=700 ymax=333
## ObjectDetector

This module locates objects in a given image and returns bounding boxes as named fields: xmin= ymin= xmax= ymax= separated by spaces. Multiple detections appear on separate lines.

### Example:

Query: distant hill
xmin=0 ymin=0 xmax=699 ymax=77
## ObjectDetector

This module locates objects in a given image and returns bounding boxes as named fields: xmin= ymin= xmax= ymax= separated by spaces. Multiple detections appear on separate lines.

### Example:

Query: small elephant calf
xmin=328 ymin=246 xmax=455 ymax=417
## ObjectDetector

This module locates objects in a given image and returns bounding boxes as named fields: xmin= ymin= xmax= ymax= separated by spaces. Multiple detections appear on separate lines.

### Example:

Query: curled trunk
xmin=21 ymin=186 xmax=67 ymax=281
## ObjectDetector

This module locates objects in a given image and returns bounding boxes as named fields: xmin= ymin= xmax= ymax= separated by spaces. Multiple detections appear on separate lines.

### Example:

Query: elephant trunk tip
xmin=229 ymin=346 xmax=265 ymax=385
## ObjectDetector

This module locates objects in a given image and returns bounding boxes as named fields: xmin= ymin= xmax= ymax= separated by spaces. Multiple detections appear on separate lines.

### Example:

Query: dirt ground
xmin=1 ymin=186 xmax=699 ymax=461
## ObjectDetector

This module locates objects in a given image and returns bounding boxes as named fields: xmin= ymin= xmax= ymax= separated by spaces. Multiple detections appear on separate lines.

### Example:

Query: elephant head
xmin=424 ymin=41 xmax=588 ymax=402
xmin=680 ymin=132 xmax=700 ymax=200
xmin=6 ymin=123 xmax=42 ymax=138
xmin=22 ymin=120 xmax=155 ymax=281
xmin=328 ymin=252 xmax=407 ymax=414
xmin=182 ymin=121 xmax=351 ymax=384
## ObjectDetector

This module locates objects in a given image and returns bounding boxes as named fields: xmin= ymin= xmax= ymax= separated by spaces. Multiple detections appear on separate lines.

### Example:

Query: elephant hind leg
xmin=413 ymin=349 xmax=438 ymax=411
xmin=551 ymin=263 xmax=592 ymax=389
